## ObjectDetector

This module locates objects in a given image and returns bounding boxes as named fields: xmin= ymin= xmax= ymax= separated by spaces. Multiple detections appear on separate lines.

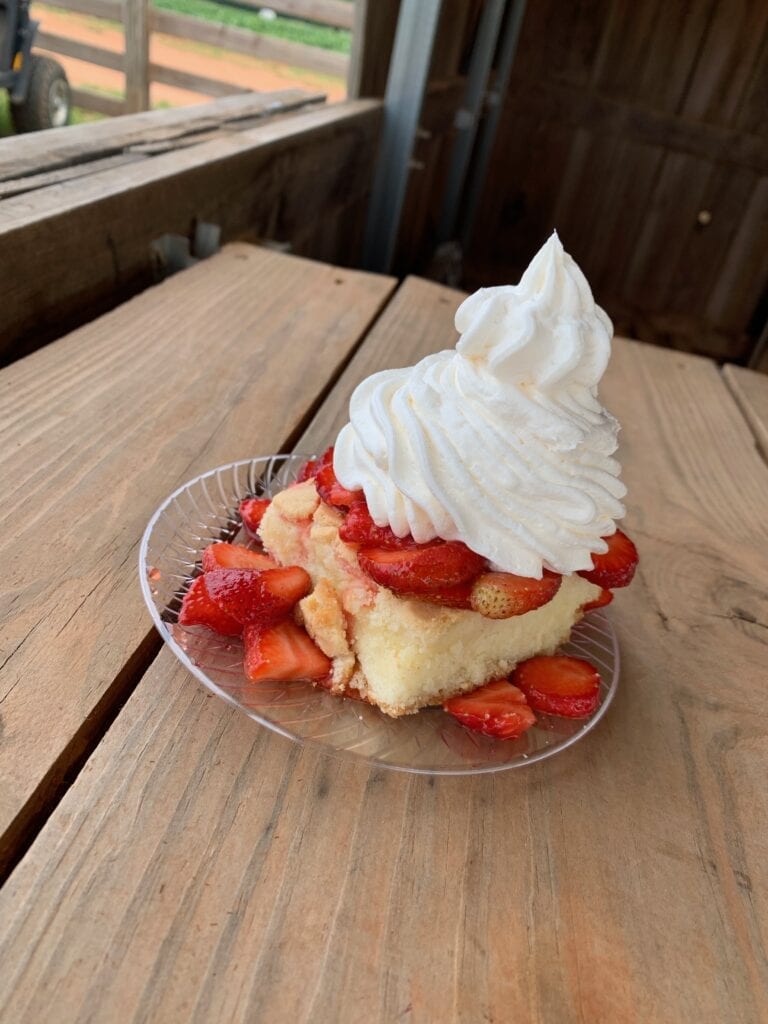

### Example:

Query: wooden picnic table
xmin=0 ymin=244 xmax=766 ymax=1023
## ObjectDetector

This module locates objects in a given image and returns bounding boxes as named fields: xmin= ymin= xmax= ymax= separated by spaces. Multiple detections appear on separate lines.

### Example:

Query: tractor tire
xmin=11 ymin=55 xmax=71 ymax=132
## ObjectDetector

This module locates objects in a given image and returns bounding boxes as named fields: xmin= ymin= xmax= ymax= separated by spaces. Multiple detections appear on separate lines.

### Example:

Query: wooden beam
xmin=150 ymin=8 xmax=349 ymax=78
xmin=0 ymin=153 xmax=146 ymax=200
xmin=123 ymin=0 xmax=149 ymax=113
xmin=35 ymin=30 xmax=125 ymax=71
xmin=347 ymin=0 xmax=400 ymax=98
xmin=69 ymin=87 xmax=126 ymax=117
xmin=149 ymin=63 xmax=244 ymax=99
xmin=231 ymin=0 xmax=354 ymax=30
xmin=0 ymin=90 xmax=324 ymax=180
xmin=0 ymin=99 xmax=382 ymax=353
xmin=39 ymin=0 xmax=122 ymax=22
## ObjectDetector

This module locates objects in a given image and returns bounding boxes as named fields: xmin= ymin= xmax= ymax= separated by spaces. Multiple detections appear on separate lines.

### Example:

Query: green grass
xmin=152 ymin=0 xmax=351 ymax=53
xmin=0 ymin=91 xmax=101 ymax=136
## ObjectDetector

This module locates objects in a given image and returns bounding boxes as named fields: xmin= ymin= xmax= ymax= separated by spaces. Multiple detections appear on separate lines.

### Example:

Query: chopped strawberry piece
xmin=399 ymin=581 xmax=474 ymax=609
xmin=204 ymin=566 xmax=311 ymax=626
xmin=444 ymin=680 xmax=536 ymax=740
xmin=339 ymin=501 xmax=416 ymax=550
xmin=178 ymin=575 xmax=242 ymax=636
xmin=513 ymin=655 xmax=600 ymax=719
xmin=244 ymin=619 xmax=331 ymax=682
xmin=358 ymin=542 xmax=487 ymax=593
xmin=239 ymin=497 xmax=271 ymax=537
xmin=202 ymin=542 xmax=277 ymax=573
xmin=582 ymin=588 xmax=613 ymax=612
xmin=296 ymin=458 xmax=319 ymax=483
xmin=578 ymin=528 xmax=638 ymax=589
xmin=470 ymin=570 xmax=561 ymax=618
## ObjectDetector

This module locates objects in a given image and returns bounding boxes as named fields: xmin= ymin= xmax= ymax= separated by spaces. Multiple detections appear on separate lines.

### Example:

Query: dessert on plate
xmin=178 ymin=233 xmax=638 ymax=740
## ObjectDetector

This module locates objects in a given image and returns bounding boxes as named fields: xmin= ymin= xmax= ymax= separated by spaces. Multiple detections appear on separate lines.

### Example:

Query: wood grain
xmin=1 ymin=278 xmax=766 ymax=1023
xmin=723 ymin=363 xmax=768 ymax=462
xmin=0 ymin=90 xmax=323 ymax=181
xmin=0 ymin=99 xmax=381 ymax=357
xmin=0 ymin=244 xmax=395 ymax=877
xmin=124 ymin=0 xmax=150 ymax=113
xmin=463 ymin=0 xmax=768 ymax=362
xmin=149 ymin=8 xmax=349 ymax=78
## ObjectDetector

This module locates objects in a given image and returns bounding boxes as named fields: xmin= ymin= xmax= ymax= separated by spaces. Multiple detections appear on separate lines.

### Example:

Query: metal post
xmin=436 ymin=0 xmax=508 ymax=244
xmin=361 ymin=0 xmax=443 ymax=273
xmin=458 ymin=0 xmax=528 ymax=248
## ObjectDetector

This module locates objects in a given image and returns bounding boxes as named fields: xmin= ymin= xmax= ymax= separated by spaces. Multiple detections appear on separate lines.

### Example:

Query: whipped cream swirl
xmin=334 ymin=233 xmax=627 ymax=578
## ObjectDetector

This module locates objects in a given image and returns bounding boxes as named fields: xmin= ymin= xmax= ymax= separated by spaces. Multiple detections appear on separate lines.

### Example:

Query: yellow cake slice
xmin=259 ymin=480 xmax=601 ymax=717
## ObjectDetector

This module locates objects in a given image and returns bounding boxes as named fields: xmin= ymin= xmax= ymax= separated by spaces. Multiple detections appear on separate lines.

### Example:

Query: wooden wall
xmin=462 ymin=0 xmax=768 ymax=364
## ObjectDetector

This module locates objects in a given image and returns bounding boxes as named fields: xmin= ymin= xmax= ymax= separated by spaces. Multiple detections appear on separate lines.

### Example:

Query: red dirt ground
xmin=36 ymin=6 xmax=346 ymax=110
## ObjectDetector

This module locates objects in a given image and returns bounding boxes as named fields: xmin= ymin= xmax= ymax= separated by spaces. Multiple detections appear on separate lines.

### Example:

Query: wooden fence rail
xmin=33 ymin=0 xmax=350 ymax=116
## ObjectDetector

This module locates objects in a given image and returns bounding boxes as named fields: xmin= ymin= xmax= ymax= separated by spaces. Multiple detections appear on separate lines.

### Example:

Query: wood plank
xmin=0 ymin=98 xmax=381 ymax=357
xmin=0 ymin=89 xmax=323 ymax=181
xmin=505 ymin=72 xmax=768 ymax=174
xmin=0 ymin=243 xmax=395 ymax=879
xmin=1 ymin=283 xmax=767 ymax=1023
xmin=149 ymin=63 xmax=244 ymax=99
xmin=0 ymin=152 xmax=145 ymax=200
xmin=123 ymin=0 xmax=149 ymax=113
xmin=41 ymin=0 xmax=122 ymax=22
xmin=347 ymin=0 xmax=400 ymax=98
xmin=723 ymin=364 xmax=768 ymax=462
xmin=69 ymin=87 xmax=126 ymax=117
xmin=236 ymin=0 xmax=354 ymax=31
xmin=35 ymin=30 xmax=125 ymax=71
xmin=150 ymin=8 xmax=349 ymax=78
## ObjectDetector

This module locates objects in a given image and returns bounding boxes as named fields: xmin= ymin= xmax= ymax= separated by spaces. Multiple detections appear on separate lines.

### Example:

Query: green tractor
xmin=0 ymin=0 xmax=70 ymax=132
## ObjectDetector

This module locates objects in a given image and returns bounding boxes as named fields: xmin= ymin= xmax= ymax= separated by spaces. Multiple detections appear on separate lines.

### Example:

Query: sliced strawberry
xmin=244 ymin=619 xmax=331 ymax=682
xmin=444 ymin=680 xmax=536 ymax=740
xmin=399 ymin=581 xmax=474 ymax=609
xmin=204 ymin=566 xmax=311 ymax=626
xmin=311 ymin=446 xmax=363 ymax=508
xmin=202 ymin=542 xmax=277 ymax=573
xmin=578 ymin=528 xmax=638 ymax=589
xmin=315 ymin=465 xmax=364 ymax=509
xmin=513 ymin=655 xmax=600 ymax=719
xmin=339 ymin=501 xmax=416 ymax=550
xmin=582 ymin=588 xmax=613 ymax=612
xmin=178 ymin=575 xmax=242 ymax=636
xmin=358 ymin=542 xmax=487 ymax=593
xmin=470 ymin=570 xmax=561 ymax=619
xmin=239 ymin=497 xmax=271 ymax=537
xmin=296 ymin=458 xmax=319 ymax=483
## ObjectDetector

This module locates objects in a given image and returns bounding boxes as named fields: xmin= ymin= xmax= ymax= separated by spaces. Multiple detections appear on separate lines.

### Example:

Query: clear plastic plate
xmin=140 ymin=455 xmax=620 ymax=776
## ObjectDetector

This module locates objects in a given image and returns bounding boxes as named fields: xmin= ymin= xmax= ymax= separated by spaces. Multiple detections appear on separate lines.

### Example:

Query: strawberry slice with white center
xmin=239 ymin=497 xmax=271 ymax=537
xmin=513 ymin=655 xmax=600 ymax=719
xmin=578 ymin=529 xmax=638 ymax=589
xmin=582 ymin=587 xmax=613 ymax=612
xmin=202 ymin=542 xmax=277 ymax=573
xmin=444 ymin=680 xmax=536 ymax=740
xmin=358 ymin=542 xmax=487 ymax=593
xmin=178 ymin=575 xmax=242 ymax=636
xmin=204 ymin=566 xmax=311 ymax=626
xmin=244 ymin=619 xmax=331 ymax=682
xmin=470 ymin=570 xmax=561 ymax=618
